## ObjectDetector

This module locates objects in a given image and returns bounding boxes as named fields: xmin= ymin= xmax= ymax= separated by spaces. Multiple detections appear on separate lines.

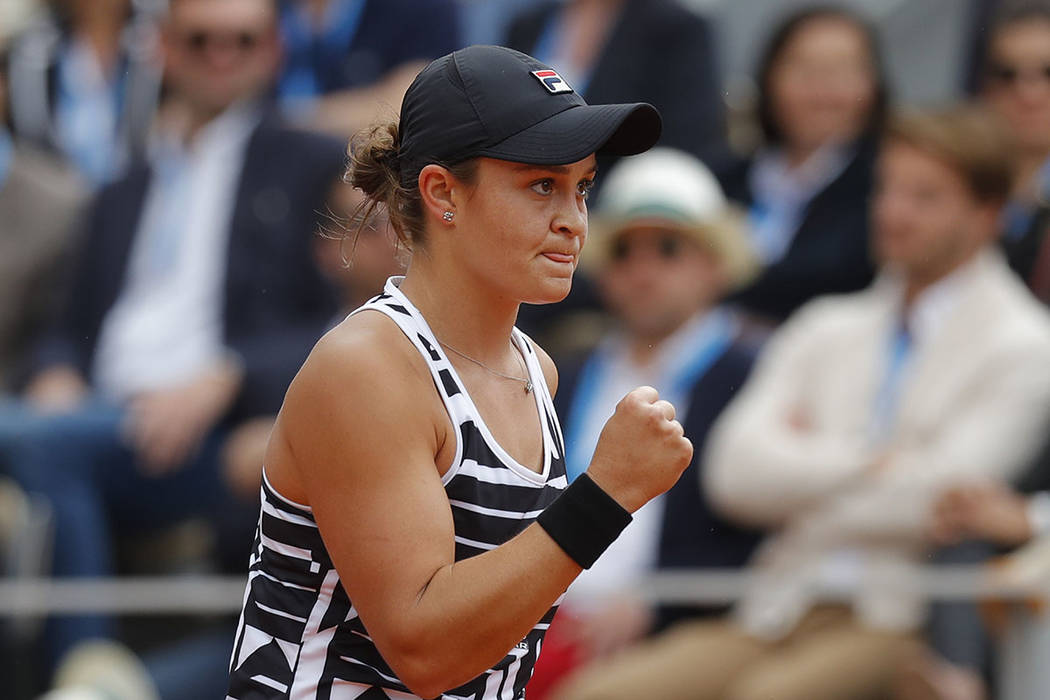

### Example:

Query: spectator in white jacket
xmin=551 ymin=106 xmax=1050 ymax=700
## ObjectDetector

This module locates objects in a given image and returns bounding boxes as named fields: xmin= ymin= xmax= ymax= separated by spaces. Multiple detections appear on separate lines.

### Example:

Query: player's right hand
xmin=586 ymin=386 xmax=693 ymax=513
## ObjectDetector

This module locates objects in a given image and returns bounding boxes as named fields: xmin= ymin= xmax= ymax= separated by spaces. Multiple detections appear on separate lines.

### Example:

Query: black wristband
xmin=537 ymin=473 xmax=633 ymax=569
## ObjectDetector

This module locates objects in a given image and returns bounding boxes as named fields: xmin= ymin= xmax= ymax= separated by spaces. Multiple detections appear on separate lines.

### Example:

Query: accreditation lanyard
xmin=563 ymin=311 xmax=736 ymax=482
xmin=869 ymin=320 xmax=913 ymax=445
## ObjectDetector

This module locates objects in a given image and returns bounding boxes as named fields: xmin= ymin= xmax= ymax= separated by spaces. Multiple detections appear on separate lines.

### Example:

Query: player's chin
xmin=521 ymin=273 xmax=575 ymax=305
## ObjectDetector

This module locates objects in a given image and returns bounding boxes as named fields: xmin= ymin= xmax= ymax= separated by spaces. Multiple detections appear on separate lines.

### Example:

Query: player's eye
xmin=531 ymin=179 xmax=555 ymax=196
xmin=577 ymin=179 xmax=595 ymax=199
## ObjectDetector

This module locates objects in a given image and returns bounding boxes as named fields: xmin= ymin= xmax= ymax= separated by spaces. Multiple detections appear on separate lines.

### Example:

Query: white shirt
xmin=896 ymin=255 xmax=982 ymax=345
xmin=92 ymin=104 xmax=260 ymax=401
xmin=705 ymin=250 xmax=1050 ymax=637
xmin=564 ymin=310 xmax=736 ymax=609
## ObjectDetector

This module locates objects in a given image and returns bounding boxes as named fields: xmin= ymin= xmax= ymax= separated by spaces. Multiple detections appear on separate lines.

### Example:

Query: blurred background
xmin=2 ymin=0 xmax=1050 ymax=698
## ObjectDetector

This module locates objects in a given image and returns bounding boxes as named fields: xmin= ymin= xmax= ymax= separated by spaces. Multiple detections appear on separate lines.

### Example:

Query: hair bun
xmin=343 ymin=118 xmax=478 ymax=252
xmin=347 ymin=122 xmax=401 ymax=201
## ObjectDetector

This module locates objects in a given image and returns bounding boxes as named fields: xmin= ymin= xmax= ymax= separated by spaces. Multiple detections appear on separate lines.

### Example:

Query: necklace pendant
xmin=525 ymin=380 xmax=533 ymax=394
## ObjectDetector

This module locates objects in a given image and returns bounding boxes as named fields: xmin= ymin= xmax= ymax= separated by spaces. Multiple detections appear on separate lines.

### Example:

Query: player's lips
xmin=541 ymin=252 xmax=576 ymax=264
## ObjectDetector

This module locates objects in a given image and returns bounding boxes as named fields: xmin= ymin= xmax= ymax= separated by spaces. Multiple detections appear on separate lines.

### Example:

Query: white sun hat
xmin=588 ymin=147 xmax=759 ymax=289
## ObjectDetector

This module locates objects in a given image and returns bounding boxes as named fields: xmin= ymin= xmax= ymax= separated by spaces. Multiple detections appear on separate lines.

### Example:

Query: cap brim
xmin=477 ymin=103 xmax=662 ymax=166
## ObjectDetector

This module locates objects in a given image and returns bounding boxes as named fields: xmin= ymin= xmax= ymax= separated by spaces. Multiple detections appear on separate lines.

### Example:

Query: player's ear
xmin=418 ymin=164 xmax=458 ymax=226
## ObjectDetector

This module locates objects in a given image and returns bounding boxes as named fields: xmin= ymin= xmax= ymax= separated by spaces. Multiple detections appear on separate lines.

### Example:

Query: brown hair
xmin=884 ymin=106 xmax=1016 ymax=204
xmin=987 ymin=1 xmax=1050 ymax=52
xmin=346 ymin=119 xmax=478 ymax=250
xmin=756 ymin=5 xmax=888 ymax=147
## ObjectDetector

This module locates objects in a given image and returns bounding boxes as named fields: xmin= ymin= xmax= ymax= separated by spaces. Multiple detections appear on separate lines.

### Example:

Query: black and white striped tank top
xmin=228 ymin=277 xmax=568 ymax=700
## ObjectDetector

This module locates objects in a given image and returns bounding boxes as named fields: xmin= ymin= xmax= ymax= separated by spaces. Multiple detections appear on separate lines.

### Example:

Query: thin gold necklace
xmin=438 ymin=339 xmax=534 ymax=394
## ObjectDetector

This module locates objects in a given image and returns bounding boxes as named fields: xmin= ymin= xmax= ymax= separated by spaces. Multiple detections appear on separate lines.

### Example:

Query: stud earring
xmin=442 ymin=211 xmax=455 ymax=222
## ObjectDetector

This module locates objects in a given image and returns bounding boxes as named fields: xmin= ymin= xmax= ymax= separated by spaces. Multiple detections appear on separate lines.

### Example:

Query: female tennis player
xmin=227 ymin=45 xmax=692 ymax=700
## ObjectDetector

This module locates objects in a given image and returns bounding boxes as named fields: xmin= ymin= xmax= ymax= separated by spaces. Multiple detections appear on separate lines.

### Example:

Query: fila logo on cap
xmin=531 ymin=69 xmax=573 ymax=94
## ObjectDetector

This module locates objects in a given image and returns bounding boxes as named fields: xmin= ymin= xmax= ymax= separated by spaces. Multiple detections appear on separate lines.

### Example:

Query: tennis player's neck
xmin=399 ymin=267 xmax=520 ymax=366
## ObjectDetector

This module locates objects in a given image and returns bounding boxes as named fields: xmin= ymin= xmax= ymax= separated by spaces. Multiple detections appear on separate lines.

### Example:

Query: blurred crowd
xmin=1 ymin=0 xmax=1050 ymax=699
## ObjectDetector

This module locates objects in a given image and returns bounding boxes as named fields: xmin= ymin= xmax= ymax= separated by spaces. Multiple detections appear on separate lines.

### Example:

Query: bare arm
xmin=277 ymin=318 xmax=689 ymax=697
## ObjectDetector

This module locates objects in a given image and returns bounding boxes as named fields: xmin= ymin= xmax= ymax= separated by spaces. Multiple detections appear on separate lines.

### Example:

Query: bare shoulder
xmin=264 ymin=311 xmax=468 ymax=668
xmin=271 ymin=310 xmax=445 ymax=498
xmin=288 ymin=311 xmax=431 ymax=414
xmin=519 ymin=331 xmax=559 ymax=398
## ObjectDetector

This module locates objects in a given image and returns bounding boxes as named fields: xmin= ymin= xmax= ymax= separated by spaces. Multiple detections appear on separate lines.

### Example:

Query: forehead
xmin=878 ymin=142 xmax=969 ymax=190
xmin=168 ymin=0 xmax=275 ymax=29
xmin=991 ymin=18 xmax=1050 ymax=57
xmin=780 ymin=16 xmax=869 ymax=58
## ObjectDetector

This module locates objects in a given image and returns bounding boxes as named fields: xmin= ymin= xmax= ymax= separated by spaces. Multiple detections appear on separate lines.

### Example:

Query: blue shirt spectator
xmin=276 ymin=0 xmax=460 ymax=135
xmin=976 ymin=3 xmax=1050 ymax=302
xmin=0 ymin=3 xmax=344 ymax=696
xmin=529 ymin=149 xmax=762 ymax=699
xmin=5 ymin=2 xmax=162 ymax=185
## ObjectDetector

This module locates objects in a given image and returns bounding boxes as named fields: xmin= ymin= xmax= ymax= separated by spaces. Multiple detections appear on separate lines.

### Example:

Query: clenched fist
xmin=586 ymin=386 xmax=693 ymax=513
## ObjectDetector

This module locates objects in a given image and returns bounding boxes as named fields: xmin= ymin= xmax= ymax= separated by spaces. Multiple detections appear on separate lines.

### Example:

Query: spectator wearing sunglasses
xmin=503 ymin=0 xmax=726 ymax=352
xmin=275 ymin=0 xmax=460 ymax=137
xmin=889 ymin=12 xmax=1050 ymax=698
xmin=718 ymin=6 xmax=887 ymax=326
xmin=527 ymin=148 xmax=763 ymax=699
xmin=0 ymin=0 xmax=344 ymax=695
xmin=4 ymin=0 xmax=163 ymax=186
xmin=553 ymin=107 xmax=1050 ymax=700
xmin=979 ymin=1 xmax=1050 ymax=303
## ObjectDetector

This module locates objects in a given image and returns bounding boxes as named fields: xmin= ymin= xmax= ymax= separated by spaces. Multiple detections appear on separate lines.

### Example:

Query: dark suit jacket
xmin=1001 ymin=202 xmax=1050 ymax=300
xmin=1015 ymin=427 xmax=1050 ymax=494
xmin=505 ymin=0 xmax=728 ymax=169
xmin=554 ymin=335 xmax=763 ymax=627
xmin=719 ymin=136 xmax=880 ymax=324
xmin=277 ymin=0 xmax=460 ymax=93
xmin=33 ymin=116 xmax=345 ymax=424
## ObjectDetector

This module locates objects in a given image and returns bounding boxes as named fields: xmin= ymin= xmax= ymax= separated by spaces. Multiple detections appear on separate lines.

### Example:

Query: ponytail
xmin=345 ymin=119 xmax=479 ymax=251
xmin=346 ymin=121 xmax=418 ymax=249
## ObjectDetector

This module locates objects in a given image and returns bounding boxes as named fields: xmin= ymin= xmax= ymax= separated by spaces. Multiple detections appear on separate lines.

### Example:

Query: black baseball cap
xmin=397 ymin=45 xmax=662 ymax=185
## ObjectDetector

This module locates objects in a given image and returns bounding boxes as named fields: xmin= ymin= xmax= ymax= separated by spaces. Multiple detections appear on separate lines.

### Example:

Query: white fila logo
xmin=531 ymin=69 xmax=573 ymax=94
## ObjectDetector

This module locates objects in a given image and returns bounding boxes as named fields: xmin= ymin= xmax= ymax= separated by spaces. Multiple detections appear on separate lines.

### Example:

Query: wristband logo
xmin=531 ymin=69 xmax=574 ymax=95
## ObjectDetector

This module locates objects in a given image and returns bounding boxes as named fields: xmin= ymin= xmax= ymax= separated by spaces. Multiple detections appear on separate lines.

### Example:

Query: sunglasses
xmin=987 ymin=63 xmax=1050 ymax=86
xmin=610 ymin=234 xmax=683 ymax=262
xmin=180 ymin=29 xmax=264 ymax=54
